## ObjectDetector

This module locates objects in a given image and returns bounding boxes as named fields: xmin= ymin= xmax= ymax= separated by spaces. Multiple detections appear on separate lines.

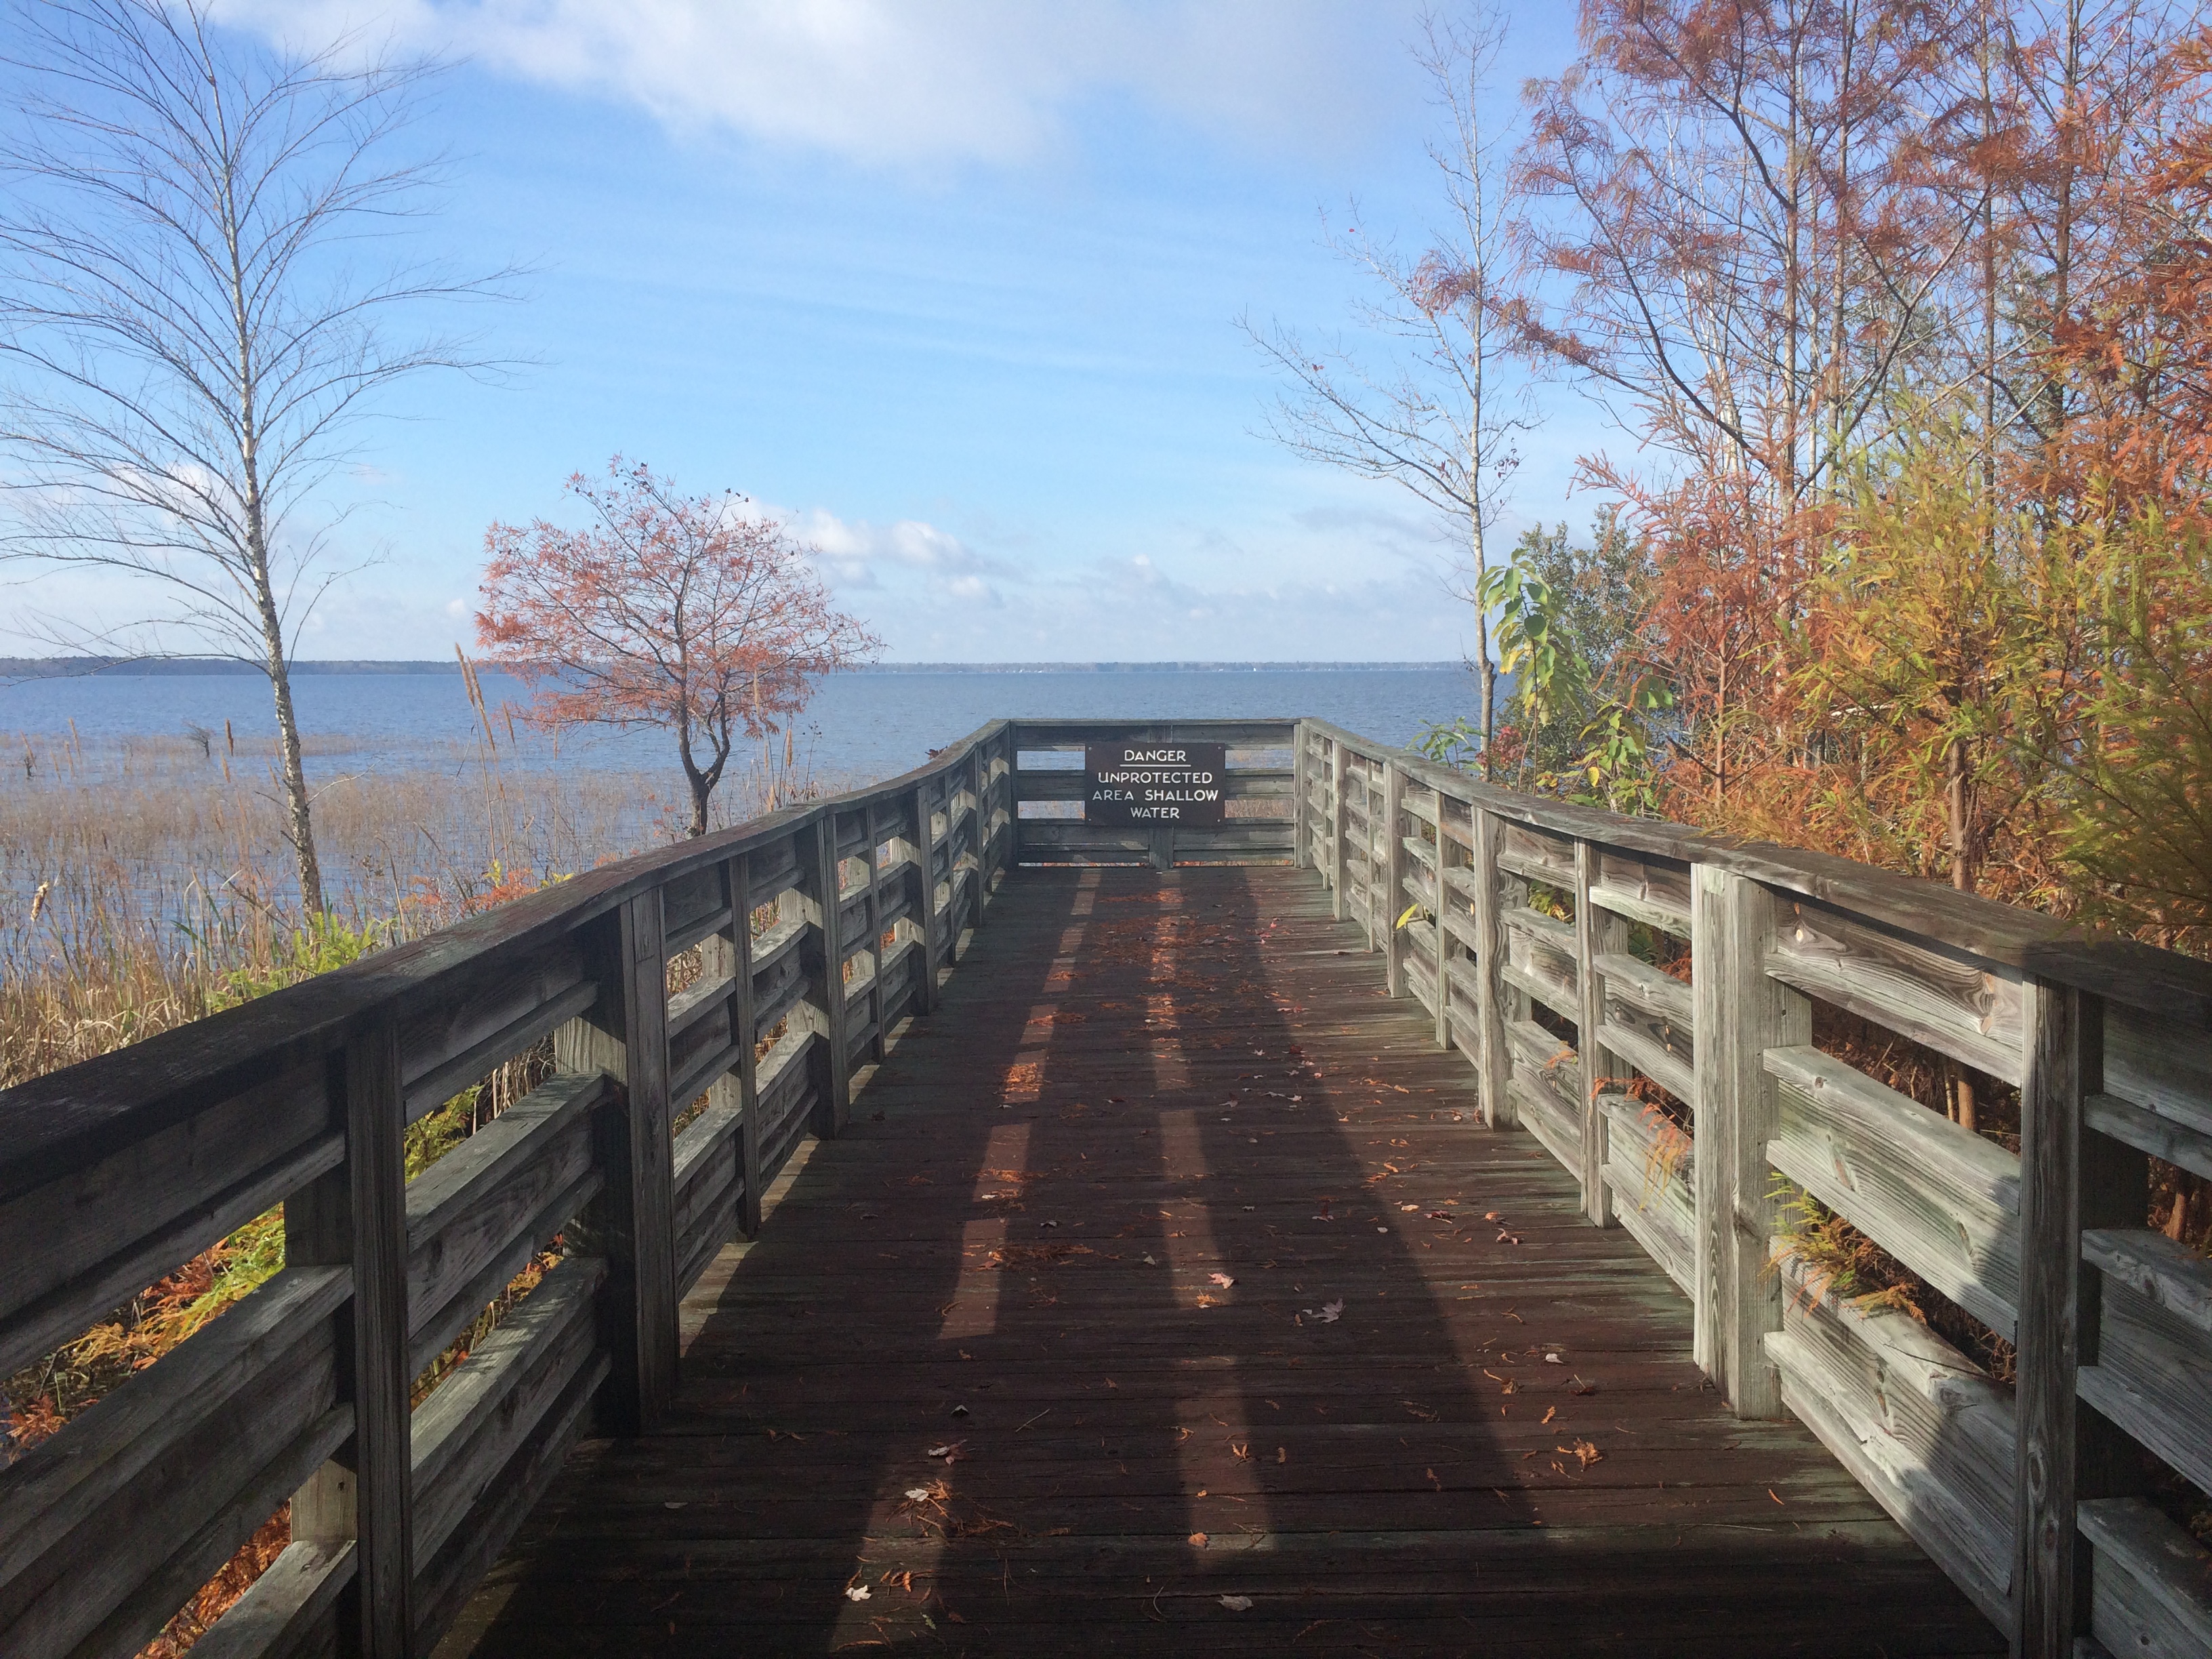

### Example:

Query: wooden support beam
xmin=1432 ymin=815 xmax=1453 ymax=1052
xmin=1574 ymin=839 xmax=1619 ymax=1227
xmin=2012 ymin=984 xmax=2148 ymax=1657
xmin=1692 ymin=863 xmax=1723 ymax=1379
xmin=1329 ymin=739 xmax=1347 ymax=922
xmin=1711 ymin=869 xmax=1807 ymax=1419
xmin=1382 ymin=759 xmax=1406 ymax=997
xmin=1473 ymin=808 xmax=1513 ymax=1130
xmin=703 ymin=853 xmax=762 ymax=1239
xmin=863 ymin=801 xmax=886 ymax=1063
xmin=287 ymin=1015 xmax=411 ymax=1657
xmin=914 ymin=783 xmax=941 ymax=1015
xmin=808 ymin=813 xmax=852 ymax=1135
xmin=556 ymin=892 xmax=678 ymax=1436
xmin=1292 ymin=720 xmax=1311 ymax=870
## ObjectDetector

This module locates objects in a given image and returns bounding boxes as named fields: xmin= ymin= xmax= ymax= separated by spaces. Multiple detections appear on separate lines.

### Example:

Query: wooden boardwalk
xmin=439 ymin=865 xmax=2004 ymax=1658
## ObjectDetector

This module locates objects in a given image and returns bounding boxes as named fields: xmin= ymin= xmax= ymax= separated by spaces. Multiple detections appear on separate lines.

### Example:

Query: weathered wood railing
xmin=0 ymin=721 xmax=1019 ymax=1659
xmin=1296 ymin=719 xmax=2212 ymax=1659
xmin=3 ymin=712 xmax=2208 ymax=1659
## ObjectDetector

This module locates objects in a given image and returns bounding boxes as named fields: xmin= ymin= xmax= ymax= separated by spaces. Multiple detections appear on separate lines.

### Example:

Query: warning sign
xmin=1084 ymin=742 xmax=1227 ymax=826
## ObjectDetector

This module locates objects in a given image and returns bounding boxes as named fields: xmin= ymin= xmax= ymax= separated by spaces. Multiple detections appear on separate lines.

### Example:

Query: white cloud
xmin=784 ymin=505 xmax=1007 ymax=600
xmin=210 ymin=0 xmax=1409 ymax=169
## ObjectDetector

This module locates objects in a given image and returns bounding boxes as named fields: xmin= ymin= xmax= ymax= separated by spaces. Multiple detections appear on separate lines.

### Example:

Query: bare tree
xmin=1243 ymin=7 xmax=1532 ymax=770
xmin=0 ymin=0 xmax=510 ymax=912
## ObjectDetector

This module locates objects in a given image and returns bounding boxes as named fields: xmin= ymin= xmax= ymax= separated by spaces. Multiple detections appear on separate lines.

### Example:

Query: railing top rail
xmin=1305 ymin=717 xmax=2212 ymax=1024
xmin=1008 ymin=718 xmax=1299 ymax=735
xmin=0 ymin=718 xmax=1012 ymax=1197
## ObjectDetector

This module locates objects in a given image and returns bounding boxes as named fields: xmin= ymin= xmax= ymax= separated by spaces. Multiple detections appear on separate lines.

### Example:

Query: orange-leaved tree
xmin=476 ymin=458 xmax=880 ymax=836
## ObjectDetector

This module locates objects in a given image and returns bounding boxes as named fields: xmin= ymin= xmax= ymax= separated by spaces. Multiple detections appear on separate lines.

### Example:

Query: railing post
xmin=288 ymin=1013 xmax=412 ymax=1656
xmin=1432 ymin=804 xmax=1452 ymax=1051
xmin=557 ymin=890 xmax=678 ymax=1435
xmin=970 ymin=746 xmax=991 ymax=929
xmin=808 ymin=809 xmax=853 ymax=1136
xmin=2013 ymin=984 xmax=2145 ymax=1657
xmin=914 ymin=782 xmax=940 ymax=1016
xmin=1292 ymin=721 xmax=1311 ymax=870
xmin=1361 ymin=762 xmax=1381 ymax=953
xmin=1691 ymin=863 xmax=1723 ymax=1379
xmin=1382 ymin=758 xmax=1406 ymax=996
xmin=863 ymin=800 xmax=886 ymax=1063
xmin=1328 ymin=738 xmax=1347 ymax=922
xmin=705 ymin=854 xmax=762 ymax=1238
xmin=1472 ymin=807 xmax=1513 ymax=1130
xmin=1708 ymin=869 xmax=1805 ymax=1419
xmin=1573 ymin=840 xmax=1616 ymax=1227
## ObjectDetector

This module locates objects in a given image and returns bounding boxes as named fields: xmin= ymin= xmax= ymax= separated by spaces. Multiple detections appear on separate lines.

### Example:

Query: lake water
xmin=0 ymin=666 xmax=1486 ymax=958
xmin=0 ymin=666 xmax=1482 ymax=781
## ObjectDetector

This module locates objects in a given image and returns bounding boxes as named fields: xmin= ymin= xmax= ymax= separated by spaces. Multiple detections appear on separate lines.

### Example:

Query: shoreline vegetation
xmin=0 ymin=656 xmax=1467 ymax=676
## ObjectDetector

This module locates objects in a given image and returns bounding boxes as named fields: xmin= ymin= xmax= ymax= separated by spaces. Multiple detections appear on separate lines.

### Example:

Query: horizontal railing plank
xmin=1305 ymin=717 xmax=2212 ymax=1023
xmin=2077 ymin=1498 xmax=2212 ymax=1658
xmin=1765 ymin=1045 xmax=2021 ymax=1338
xmin=1765 ymin=1254 xmax=2015 ymax=1636
xmin=1767 ymin=901 xmax=2024 ymax=1085
xmin=2076 ymin=1235 xmax=2212 ymax=1497
xmin=0 ymin=1117 xmax=341 ymax=1382
xmin=1598 ymin=1093 xmax=1694 ymax=1293
xmin=0 ymin=1267 xmax=348 ymax=1607
xmin=187 ymin=1538 xmax=354 ymax=1659
xmin=410 ymin=1254 xmax=607 ymax=1565
xmin=1593 ymin=951 xmax=1694 ymax=1027
xmin=405 ymin=1074 xmax=605 ymax=1366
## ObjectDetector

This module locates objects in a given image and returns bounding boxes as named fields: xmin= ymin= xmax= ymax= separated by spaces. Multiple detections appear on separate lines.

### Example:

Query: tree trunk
xmin=261 ymin=602 xmax=323 ymax=915
xmin=1946 ymin=733 xmax=1978 ymax=1131
xmin=244 ymin=492 xmax=322 ymax=914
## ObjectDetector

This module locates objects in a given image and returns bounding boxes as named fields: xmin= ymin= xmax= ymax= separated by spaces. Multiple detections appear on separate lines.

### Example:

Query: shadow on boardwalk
xmin=440 ymin=866 xmax=2002 ymax=1658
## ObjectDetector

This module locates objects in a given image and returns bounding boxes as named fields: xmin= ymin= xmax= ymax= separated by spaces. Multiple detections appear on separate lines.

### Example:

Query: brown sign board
xmin=1084 ymin=742 xmax=1227 ymax=826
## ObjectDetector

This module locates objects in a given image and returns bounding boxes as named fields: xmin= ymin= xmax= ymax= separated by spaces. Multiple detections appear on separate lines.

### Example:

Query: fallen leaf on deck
xmin=1565 ymin=1439 xmax=1603 ymax=1469
xmin=1400 ymin=1203 xmax=1420 ymax=1212
xmin=1277 ymin=1446 xmax=1288 ymax=1463
xmin=1189 ymin=1532 xmax=1209 ymax=1548
xmin=905 ymin=1488 xmax=930 ymax=1500
xmin=1427 ymin=1210 xmax=1452 ymax=1219
xmin=1569 ymin=1376 xmax=1599 ymax=1395
xmin=1220 ymin=1595 xmax=1254 ymax=1611
xmin=1209 ymin=1273 xmax=1235 ymax=1288
xmin=845 ymin=1585 xmax=872 ymax=1601
xmin=1483 ymin=1212 xmax=1501 ymax=1221
xmin=1305 ymin=1298 xmax=1345 ymax=1324
xmin=926 ymin=1442 xmax=964 ymax=1460
xmin=1542 ymin=1407 xmax=1556 ymax=1425
xmin=1143 ymin=1255 xmax=1158 ymax=1266
xmin=1544 ymin=1352 xmax=1563 ymax=1364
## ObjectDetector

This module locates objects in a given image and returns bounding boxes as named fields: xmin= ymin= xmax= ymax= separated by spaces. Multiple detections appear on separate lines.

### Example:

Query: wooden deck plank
xmin=438 ymin=866 xmax=2003 ymax=1658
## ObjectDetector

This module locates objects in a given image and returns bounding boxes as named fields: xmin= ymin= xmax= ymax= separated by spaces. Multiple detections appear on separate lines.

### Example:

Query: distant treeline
xmin=0 ymin=657 xmax=1467 ymax=678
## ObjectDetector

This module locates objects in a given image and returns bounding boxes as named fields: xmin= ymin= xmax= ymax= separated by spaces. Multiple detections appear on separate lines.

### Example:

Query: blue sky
xmin=31 ymin=1 xmax=1620 ymax=662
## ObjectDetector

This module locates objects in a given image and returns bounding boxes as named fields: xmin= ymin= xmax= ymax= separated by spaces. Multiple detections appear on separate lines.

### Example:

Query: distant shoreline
xmin=1 ymin=657 xmax=1470 ymax=678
